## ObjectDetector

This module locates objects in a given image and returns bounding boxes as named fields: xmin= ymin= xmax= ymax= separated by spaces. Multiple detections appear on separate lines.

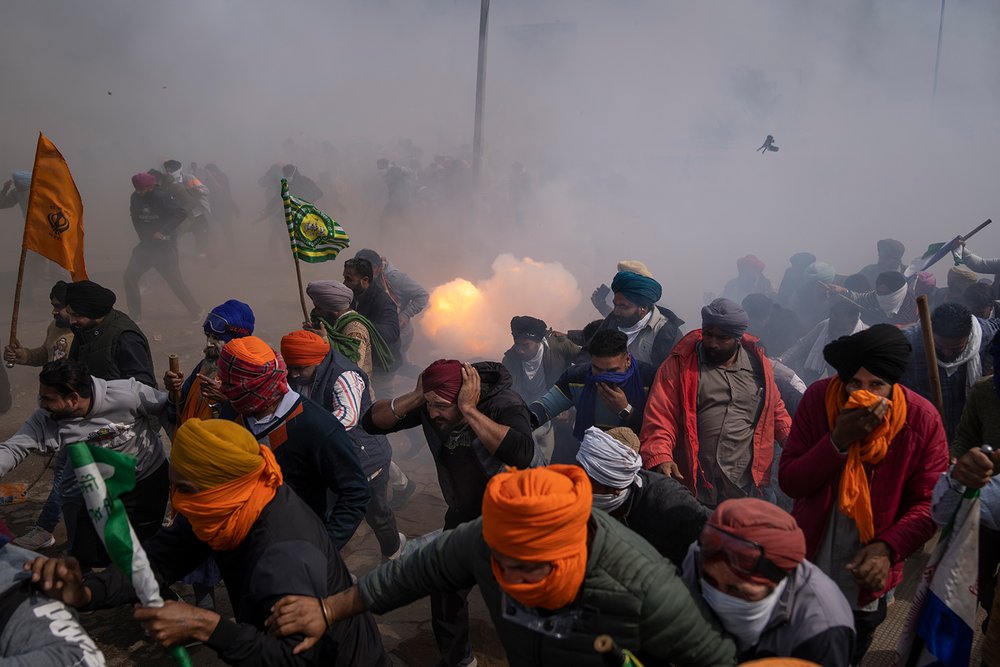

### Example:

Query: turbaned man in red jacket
xmin=778 ymin=324 xmax=949 ymax=665
xmin=640 ymin=298 xmax=791 ymax=508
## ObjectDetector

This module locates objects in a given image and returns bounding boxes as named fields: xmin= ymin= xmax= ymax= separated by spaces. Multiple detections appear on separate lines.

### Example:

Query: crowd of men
xmin=1 ymin=174 xmax=1000 ymax=667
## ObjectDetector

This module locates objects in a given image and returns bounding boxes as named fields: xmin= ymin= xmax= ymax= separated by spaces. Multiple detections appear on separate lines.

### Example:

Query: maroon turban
xmin=707 ymin=498 xmax=805 ymax=582
xmin=421 ymin=359 xmax=464 ymax=404
xmin=132 ymin=172 xmax=157 ymax=190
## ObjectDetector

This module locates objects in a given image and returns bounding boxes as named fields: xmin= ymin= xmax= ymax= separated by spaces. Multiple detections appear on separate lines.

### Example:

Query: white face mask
xmin=875 ymin=284 xmax=908 ymax=315
xmin=592 ymin=488 xmax=630 ymax=513
xmin=700 ymin=578 xmax=786 ymax=651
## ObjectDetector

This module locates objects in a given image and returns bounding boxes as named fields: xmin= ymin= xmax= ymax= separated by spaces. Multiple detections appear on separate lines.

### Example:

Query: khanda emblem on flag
xmin=281 ymin=178 xmax=350 ymax=263
xmin=47 ymin=206 xmax=69 ymax=238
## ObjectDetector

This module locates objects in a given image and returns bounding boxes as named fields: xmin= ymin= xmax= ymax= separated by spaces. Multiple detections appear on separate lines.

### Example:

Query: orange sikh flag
xmin=22 ymin=133 xmax=87 ymax=281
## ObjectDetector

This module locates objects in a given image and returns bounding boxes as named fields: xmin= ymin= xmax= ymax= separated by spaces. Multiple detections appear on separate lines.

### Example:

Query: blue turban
xmin=701 ymin=298 xmax=749 ymax=339
xmin=204 ymin=300 xmax=255 ymax=342
xmin=11 ymin=171 xmax=31 ymax=188
xmin=611 ymin=271 xmax=662 ymax=308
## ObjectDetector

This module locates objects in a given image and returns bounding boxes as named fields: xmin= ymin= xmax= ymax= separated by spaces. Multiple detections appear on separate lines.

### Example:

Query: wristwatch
xmin=618 ymin=404 xmax=633 ymax=421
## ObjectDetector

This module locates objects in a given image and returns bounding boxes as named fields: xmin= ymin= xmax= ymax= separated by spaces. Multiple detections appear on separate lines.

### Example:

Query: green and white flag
xmin=68 ymin=443 xmax=192 ymax=667
xmin=281 ymin=178 xmax=350 ymax=263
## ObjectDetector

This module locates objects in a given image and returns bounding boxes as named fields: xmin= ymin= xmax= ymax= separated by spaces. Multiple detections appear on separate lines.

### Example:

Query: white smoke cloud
xmin=419 ymin=254 xmax=582 ymax=360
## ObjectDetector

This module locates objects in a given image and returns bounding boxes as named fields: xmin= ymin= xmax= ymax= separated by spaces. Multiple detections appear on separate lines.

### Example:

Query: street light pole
xmin=472 ymin=0 xmax=490 ymax=181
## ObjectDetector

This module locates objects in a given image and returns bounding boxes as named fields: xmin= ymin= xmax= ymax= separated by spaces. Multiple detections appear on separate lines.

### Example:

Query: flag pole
xmin=292 ymin=253 xmax=309 ymax=323
xmin=5 ymin=244 xmax=28 ymax=368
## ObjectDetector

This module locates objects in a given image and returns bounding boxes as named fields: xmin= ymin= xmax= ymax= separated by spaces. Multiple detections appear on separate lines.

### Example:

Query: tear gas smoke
xmin=420 ymin=254 xmax=582 ymax=360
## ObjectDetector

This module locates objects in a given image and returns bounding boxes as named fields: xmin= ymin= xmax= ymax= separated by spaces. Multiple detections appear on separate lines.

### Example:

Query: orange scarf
xmin=824 ymin=377 xmax=907 ymax=543
xmin=482 ymin=465 xmax=591 ymax=610
xmin=171 ymin=445 xmax=283 ymax=551
xmin=179 ymin=374 xmax=215 ymax=424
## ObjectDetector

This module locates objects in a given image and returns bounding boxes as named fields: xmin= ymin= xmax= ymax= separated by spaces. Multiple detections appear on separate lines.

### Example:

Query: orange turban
xmin=170 ymin=419 xmax=283 ymax=551
xmin=481 ymin=465 xmax=592 ymax=610
xmin=280 ymin=330 xmax=330 ymax=367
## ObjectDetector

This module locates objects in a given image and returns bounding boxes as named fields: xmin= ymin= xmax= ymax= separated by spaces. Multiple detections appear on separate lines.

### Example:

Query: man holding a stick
xmin=899 ymin=302 xmax=1000 ymax=441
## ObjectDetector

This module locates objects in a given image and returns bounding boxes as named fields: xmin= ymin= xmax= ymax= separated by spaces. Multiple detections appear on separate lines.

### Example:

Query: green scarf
xmin=314 ymin=310 xmax=395 ymax=372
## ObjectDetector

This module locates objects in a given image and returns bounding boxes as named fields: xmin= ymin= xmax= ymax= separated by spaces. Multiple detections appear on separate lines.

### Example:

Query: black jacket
xmin=363 ymin=362 xmax=543 ymax=522
xmin=618 ymin=470 xmax=710 ymax=567
xmin=84 ymin=485 xmax=389 ymax=666
xmin=129 ymin=188 xmax=187 ymax=243
xmin=354 ymin=285 xmax=400 ymax=349
xmin=69 ymin=310 xmax=156 ymax=388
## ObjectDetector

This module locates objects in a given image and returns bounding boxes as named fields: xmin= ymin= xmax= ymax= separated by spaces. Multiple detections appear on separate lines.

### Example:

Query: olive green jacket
xmin=358 ymin=510 xmax=736 ymax=666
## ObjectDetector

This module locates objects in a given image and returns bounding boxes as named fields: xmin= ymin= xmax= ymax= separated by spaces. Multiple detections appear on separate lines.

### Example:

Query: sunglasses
xmin=699 ymin=524 xmax=787 ymax=584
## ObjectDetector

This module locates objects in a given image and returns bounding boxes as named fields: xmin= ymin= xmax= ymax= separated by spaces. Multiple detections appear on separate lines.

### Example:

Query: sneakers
xmin=390 ymin=479 xmax=416 ymax=510
xmin=13 ymin=526 xmax=55 ymax=550
xmin=385 ymin=532 xmax=407 ymax=561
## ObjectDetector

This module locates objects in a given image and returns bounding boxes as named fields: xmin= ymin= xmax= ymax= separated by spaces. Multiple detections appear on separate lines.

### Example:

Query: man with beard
xmin=778 ymin=325 xmax=948 ymax=662
xmin=593 ymin=270 xmax=684 ymax=368
xmin=342 ymin=258 xmax=400 ymax=371
xmin=64 ymin=280 xmax=155 ymax=388
xmin=0 ymin=360 xmax=168 ymax=567
xmin=163 ymin=300 xmax=256 ymax=427
xmin=3 ymin=281 xmax=76 ymax=550
xmin=529 ymin=330 xmax=656 ymax=442
xmin=123 ymin=172 xmax=202 ymax=324
xmin=361 ymin=359 xmax=541 ymax=667
xmin=4 ymin=281 xmax=75 ymax=367
xmin=641 ymin=298 xmax=792 ymax=508
xmin=899 ymin=302 xmax=1000 ymax=441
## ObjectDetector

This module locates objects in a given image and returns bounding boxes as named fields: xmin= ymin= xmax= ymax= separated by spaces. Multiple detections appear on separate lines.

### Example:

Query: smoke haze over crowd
xmin=2 ymin=0 xmax=999 ymax=342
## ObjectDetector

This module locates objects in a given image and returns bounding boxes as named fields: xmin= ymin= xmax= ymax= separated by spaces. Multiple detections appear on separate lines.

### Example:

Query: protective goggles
xmin=699 ymin=524 xmax=788 ymax=584
xmin=203 ymin=312 xmax=251 ymax=340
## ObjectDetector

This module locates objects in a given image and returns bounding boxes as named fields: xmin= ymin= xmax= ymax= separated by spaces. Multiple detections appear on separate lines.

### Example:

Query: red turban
xmin=218 ymin=336 xmax=289 ymax=415
xmin=280 ymin=330 xmax=330 ymax=367
xmin=132 ymin=172 xmax=157 ymax=190
xmin=737 ymin=254 xmax=766 ymax=274
xmin=707 ymin=498 xmax=805 ymax=580
xmin=421 ymin=359 xmax=464 ymax=404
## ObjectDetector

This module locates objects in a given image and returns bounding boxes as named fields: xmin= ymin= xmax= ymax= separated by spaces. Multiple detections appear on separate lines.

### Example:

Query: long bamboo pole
xmin=916 ymin=295 xmax=944 ymax=417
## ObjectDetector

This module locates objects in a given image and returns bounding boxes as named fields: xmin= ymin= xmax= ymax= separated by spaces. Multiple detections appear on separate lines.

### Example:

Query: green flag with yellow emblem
xmin=281 ymin=178 xmax=350 ymax=263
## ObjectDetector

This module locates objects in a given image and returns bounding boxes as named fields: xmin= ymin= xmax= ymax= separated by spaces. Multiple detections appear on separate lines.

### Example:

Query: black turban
xmin=49 ymin=280 xmax=69 ymax=304
xmin=65 ymin=280 xmax=116 ymax=318
xmin=823 ymin=323 xmax=912 ymax=384
xmin=510 ymin=316 xmax=547 ymax=341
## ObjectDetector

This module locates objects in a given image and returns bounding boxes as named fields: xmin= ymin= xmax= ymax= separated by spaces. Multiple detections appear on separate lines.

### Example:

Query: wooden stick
xmin=916 ymin=295 xmax=944 ymax=418
xmin=168 ymin=354 xmax=181 ymax=415
xmin=292 ymin=254 xmax=309 ymax=323
xmin=5 ymin=244 xmax=28 ymax=369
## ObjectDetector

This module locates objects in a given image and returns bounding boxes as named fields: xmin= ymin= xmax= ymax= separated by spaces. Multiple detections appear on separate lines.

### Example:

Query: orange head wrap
xmin=170 ymin=419 xmax=283 ymax=551
xmin=280 ymin=329 xmax=330 ymax=367
xmin=824 ymin=377 xmax=907 ymax=543
xmin=481 ymin=465 xmax=592 ymax=610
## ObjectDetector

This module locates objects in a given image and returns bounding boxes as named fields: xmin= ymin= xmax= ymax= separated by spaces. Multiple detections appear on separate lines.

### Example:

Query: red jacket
xmin=778 ymin=378 xmax=949 ymax=606
xmin=639 ymin=330 xmax=792 ymax=495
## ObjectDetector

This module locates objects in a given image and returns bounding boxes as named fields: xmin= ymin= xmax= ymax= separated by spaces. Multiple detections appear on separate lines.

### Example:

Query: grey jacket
xmin=0 ymin=377 xmax=167 ymax=483
xmin=0 ymin=544 xmax=106 ymax=665
xmin=682 ymin=545 xmax=855 ymax=667
xmin=382 ymin=261 xmax=429 ymax=320
xmin=360 ymin=510 xmax=737 ymax=666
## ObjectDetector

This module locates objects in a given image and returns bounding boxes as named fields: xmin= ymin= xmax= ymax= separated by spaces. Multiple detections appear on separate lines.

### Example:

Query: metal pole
xmin=472 ymin=0 xmax=490 ymax=181
xmin=931 ymin=0 xmax=945 ymax=102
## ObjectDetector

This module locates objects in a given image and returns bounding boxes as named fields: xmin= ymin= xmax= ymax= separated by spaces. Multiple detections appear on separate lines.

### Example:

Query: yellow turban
xmin=171 ymin=419 xmax=265 ymax=490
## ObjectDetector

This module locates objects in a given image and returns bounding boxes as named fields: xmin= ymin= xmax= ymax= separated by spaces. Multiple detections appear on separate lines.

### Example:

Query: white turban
xmin=576 ymin=426 xmax=643 ymax=491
